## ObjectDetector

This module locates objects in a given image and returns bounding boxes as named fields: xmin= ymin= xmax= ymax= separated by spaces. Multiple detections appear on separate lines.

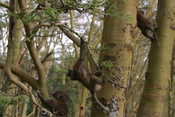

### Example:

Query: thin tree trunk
xmin=137 ymin=0 xmax=175 ymax=116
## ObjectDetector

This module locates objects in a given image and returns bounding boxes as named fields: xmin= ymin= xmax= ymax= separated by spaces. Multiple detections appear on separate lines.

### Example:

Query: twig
xmin=41 ymin=51 xmax=54 ymax=64
xmin=28 ymin=89 xmax=53 ymax=117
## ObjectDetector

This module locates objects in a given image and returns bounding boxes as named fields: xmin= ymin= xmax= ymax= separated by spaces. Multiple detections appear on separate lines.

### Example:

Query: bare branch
xmin=18 ymin=49 xmax=27 ymax=64
xmin=17 ymin=0 xmax=48 ymax=97
xmin=41 ymin=51 xmax=54 ymax=64
xmin=12 ymin=66 xmax=39 ymax=89
xmin=4 ymin=67 xmax=29 ymax=92
xmin=0 ymin=63 xmax=39 ymax=89
xmin=58 ymin=25 xmax=81 ymax=46
xmin=26 ymin=40 xmax=46 ymax=84
xmin=27 ymin=88 xmax=53 ymax=117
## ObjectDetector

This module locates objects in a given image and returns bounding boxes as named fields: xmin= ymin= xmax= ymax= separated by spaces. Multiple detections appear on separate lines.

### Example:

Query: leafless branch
xmin=18 ymin=49 xmax=27 ymax=64
xmin=12 ymin=66 xmax=39 ymax=89
xmin=28 ymin=89 xmax=53 ymax=117
xmin=0 ymin=63 xmax=39 ymax=89
xmin=26 ymin=40 xmax=46 ymax=84
xmin=17 ymin=0 xmax=46 ymax=83
xmin=4 ymin=67 xmax=29 ymax=92
xmin=58 ymin=25 xmax=81 ymax=46
xmin=41 ymin=51 xmax=54 ymax=64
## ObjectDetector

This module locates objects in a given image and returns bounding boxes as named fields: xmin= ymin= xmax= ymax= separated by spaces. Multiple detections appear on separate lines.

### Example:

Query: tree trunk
xmin=137 ymin=0 xmax=175 ymax=117
xmin=91 ymin=0 xmax=137 ymax=117
xmin=3 ymin=0 xmax=27 ymax=117
xmin=170 ymin=41 xmax=175 ymax=117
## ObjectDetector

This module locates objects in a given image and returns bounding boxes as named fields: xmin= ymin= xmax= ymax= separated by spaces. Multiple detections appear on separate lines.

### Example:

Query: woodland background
xmin=0 ymin=0 xmax=175 ymax=117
